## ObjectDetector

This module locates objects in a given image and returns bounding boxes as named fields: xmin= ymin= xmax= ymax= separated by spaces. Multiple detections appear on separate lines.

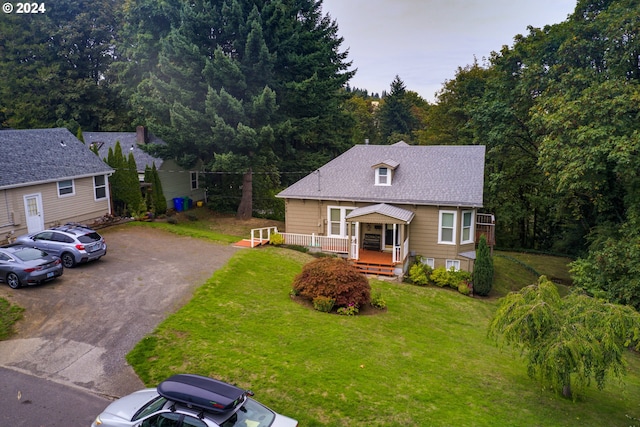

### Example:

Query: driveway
xmin=0 ymin=225 xmax=239 ymax=398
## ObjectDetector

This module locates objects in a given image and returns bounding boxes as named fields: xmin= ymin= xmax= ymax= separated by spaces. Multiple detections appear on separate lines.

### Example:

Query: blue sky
xmin=321 ymin=0 xmax=577 ymax=101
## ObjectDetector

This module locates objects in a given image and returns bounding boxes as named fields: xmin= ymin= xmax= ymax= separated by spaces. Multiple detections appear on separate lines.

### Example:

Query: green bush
xmin=430 ymin=267 xmax=452 ymax=287
xmin=270 ymin=232 xmax=285 ymax=246
xmin=370 ymin=290 xmax=387 ymax=309
xmin=409 ymin=262 xmax=432 ymax=286
xmin=458 ymin=282 xmax=472 ymax=296
xmin=473 ymin=235 xmax=494 ymax=296
xmin=292 ymin=257 xmax=371 ymax=308
xmin=312 ymin=296 xmax=335 ymax=313
xmin=336 ymin=303 xmax=359 ymax=316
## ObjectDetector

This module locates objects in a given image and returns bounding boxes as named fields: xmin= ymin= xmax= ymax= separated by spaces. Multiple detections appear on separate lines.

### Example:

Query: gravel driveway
xmin=0 ymin=225 xmax=239 ymax=398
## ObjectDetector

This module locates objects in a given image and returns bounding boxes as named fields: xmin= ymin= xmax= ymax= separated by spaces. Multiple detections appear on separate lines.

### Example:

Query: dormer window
xmin=372 ymin=159 xmax=399 ymax=186
xmin=376 ymin=167 xmax=390 ymax=186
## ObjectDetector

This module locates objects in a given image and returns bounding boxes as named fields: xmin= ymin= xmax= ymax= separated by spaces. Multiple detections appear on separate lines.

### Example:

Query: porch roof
xmin=346 ymin=203 xmax=415 ymax=224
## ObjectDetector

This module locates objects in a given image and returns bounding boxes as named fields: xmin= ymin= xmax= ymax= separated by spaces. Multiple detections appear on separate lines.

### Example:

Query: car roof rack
xmin=157 ymin=374 xmax=249 ymax=414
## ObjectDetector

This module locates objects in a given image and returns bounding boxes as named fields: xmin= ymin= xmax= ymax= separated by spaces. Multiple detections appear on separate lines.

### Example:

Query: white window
xmin=438 ymin=210 xmax=456 ymax=244
xmin=94 ymin=175 xmax=107 ymax=200
xmin=422 ymin=257 xmax=435 ymax=269
xmin=446 ymin=259 xmax=460 ymax=271
xmin=461 ymin=210 xmax=474 ymax=244
xmin=327 ymin=206 xmax=355 ymax=237
xmin=190 ymin=171 xmax=199 ymax=190
xmin=375 ymin=167 xmax=391 ymax=186
xmin=57 ymin=179 xmax=74 ymax=197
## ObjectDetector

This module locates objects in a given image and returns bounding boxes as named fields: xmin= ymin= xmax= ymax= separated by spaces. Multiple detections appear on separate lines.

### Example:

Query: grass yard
xmin=127 ymin=243 xmax=640 ymax=426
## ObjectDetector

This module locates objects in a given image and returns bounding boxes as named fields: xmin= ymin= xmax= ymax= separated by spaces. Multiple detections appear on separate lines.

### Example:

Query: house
xmin=83 ymin=126 xmax=206 ymax=211
xmin=0 ymin=128 xmax=114 ymax=239
xmin=275 ymin=142 xmax=494 ymax=276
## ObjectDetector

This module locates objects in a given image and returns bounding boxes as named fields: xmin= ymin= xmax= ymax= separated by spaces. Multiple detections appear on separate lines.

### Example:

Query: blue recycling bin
xmin=173 ymin=197 xmax=184 ymax=212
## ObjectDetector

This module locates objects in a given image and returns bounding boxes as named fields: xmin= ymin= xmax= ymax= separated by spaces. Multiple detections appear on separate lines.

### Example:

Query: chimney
xmin=136 ymin=126 xmax=148 ymax=145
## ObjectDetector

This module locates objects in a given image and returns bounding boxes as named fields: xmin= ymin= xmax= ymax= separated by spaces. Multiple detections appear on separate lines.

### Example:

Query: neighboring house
xmin=276 ymin=141 xmax=494 ymax=276
xmin=83 ymin=126 xmax=205 ymax=211
xmin=0 ymin=128 xmax=114 ymax=240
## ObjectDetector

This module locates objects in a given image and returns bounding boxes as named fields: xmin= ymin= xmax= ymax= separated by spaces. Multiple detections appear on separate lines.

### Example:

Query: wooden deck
xmin=351 ymin=249 xmax=396 ymax=276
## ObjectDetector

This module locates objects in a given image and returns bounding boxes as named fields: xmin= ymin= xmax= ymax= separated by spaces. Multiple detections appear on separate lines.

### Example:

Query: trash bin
xmin=183 ymin=197 xmax=192 ymax=210
xmin=173 ymin=197 xmax=184 ymax=212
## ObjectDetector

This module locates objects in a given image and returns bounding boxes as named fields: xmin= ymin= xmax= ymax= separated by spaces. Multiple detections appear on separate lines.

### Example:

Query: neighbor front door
xmin=24 ymin=193 xmax=44 ymax=233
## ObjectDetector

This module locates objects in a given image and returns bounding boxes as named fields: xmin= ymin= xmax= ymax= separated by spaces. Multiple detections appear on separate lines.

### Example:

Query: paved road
xmin=0 ymin=226 xmax=238 ymax=404
xmin=0 ymin=366 xmax=109 ymax=426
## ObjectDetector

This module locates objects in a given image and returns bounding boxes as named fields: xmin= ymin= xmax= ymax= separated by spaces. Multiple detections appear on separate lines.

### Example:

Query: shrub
xmin=270 ymin=232 xmax=285 ymax=246
xmin=458 ymin=281 xmax=472 ymax=296
xmin=337 ymin=303 xmax=359 ymax=316
xmin=473 ymin=235 xmax=494 ymax=296
xmin=370 ymin=290 xmax=387 ymax=309
xmin=430 ymin=267 xmax=452 ymax=287
xmin=409 ymin=262 xmax=432 ymax=286
xmin=292 ymin=257 xmax=371 ymax=307
xmin=312 ymin=296 xmax=335 ymax=313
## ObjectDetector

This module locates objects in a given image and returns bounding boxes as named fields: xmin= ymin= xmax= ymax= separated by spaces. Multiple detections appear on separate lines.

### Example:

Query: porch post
xmin=351 ymin=222 xmax=360 ymax=260
xmin=392 ymin=223 xmax=398 ymax=263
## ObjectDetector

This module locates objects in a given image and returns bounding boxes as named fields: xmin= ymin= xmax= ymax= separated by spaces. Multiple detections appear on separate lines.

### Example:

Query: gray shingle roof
xmin=277 ymin=143 xmax=486 ymax=207
xmin=0 ymin=128 xmax=114 ymax=189
xmin=346 ymin=203 xmax=415 ymax=223
xmin=83 ymin=132 xmax=165 ymax=171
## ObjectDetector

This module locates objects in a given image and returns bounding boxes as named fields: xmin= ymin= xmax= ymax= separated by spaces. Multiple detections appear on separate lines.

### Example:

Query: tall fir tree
xmin=473 ymin=235 xmax=494 ymax=296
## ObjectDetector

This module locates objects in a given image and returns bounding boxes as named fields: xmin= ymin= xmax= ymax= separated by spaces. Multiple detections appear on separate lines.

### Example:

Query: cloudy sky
xmin=321 ymin=0 xmax=577 ymax=101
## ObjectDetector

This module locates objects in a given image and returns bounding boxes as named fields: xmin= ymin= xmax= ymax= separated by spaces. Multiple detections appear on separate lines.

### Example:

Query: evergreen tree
xmin=377 ymin=76 xmax=420 ymax=144
xmin=144 ymin=163 xmax=167 ymax=215
xmin=473 ymin=235 xmax=494 ymax=296
xmin=115 ymin=0 xmax=354 ymax=218
xmin=125 ymin=152 xmax=145 ymax=216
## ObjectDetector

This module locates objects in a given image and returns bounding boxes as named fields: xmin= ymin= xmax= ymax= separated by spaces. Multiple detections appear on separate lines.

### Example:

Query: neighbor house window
xmin=461 ymin=210 xmax=474 ymax=244
xmin=446 ymin=259 xmax=461 ymax=271
xmin=94 ymin=175 xmax=107 ymax=200
xmin=328 ymin=206 xmax=355 ymax=237
xmin=375 ymin=167 xmax=391 ymax=186
xmin=190 ymin=171 xmax=199 ymax=190
xmin=58 ymin=179 xmax=74 ymax=196
xmin=438 ymin=210 xmax=457 ymax=244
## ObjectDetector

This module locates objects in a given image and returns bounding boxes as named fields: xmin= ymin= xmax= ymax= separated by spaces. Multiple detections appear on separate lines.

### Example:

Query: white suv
xmin=16 ymin=223 xmax=107 ymax=268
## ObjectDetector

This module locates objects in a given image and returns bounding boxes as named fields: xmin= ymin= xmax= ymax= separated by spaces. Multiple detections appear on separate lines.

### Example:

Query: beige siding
xmin=283 ymin=198 xmax=478 ymax=272
xmin=0 ymin=177 xmax=110 ymax=240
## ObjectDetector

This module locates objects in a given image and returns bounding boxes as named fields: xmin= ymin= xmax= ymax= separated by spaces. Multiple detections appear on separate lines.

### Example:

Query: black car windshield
xmin=220 ymin=398 xmax=275 ymax=427
xmin=13 ymin=248 xmax=47 ymax=261
xmin=78 ymin=232 xmax=101 ymax=243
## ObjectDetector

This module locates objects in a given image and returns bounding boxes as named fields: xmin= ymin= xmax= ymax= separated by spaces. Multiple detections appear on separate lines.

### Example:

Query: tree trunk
xmin=562 ymin=382 xmax=572 ymax=399
xmin=236 ymin=169 xmax=253 ymax=220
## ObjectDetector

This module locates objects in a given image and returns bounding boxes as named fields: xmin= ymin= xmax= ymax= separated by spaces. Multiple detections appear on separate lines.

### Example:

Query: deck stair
xmin=233 ymin=238 xmax=269 ymax=248
xmin=351 ymin=260 xmax=396 ymax=277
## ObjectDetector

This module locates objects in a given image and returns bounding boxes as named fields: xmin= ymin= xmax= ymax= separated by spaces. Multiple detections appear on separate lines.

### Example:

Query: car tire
xmin=61 ymin=252 xmax=76 ymax=268
xmin=7 ymin=273 xmax=21 ymax=289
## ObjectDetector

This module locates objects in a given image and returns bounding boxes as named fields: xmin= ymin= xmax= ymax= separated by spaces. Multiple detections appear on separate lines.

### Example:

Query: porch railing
xmin=280 ymin=232 xmax=349 ymax=253
xmin=251 ymin=226 xmax=278 ymax=247
xmin=476 ymin=213 xmax=496 ymax=247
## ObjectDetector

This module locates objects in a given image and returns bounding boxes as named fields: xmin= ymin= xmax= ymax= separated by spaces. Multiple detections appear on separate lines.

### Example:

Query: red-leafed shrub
xmin=292 ymin=257 xmax=370 ymax=307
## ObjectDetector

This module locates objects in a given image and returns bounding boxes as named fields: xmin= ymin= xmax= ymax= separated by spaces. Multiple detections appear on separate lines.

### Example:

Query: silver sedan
xmin=0 ymin=244 xmax=63 ymax=289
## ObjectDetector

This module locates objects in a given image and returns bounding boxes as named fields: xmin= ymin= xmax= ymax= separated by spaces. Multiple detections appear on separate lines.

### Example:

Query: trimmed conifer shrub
xmin=292 ymin=257 xmax=370 ymax=308
xmin=473 ymin=235 xmax=494 ymax=296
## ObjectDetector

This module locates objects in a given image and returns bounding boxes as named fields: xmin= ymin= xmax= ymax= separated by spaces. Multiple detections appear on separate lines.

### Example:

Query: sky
xmin=321 ymin=0 xmax=577 ymax=101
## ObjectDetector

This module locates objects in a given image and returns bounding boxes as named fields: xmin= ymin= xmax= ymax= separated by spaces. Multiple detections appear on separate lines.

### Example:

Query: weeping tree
xmin=488 ymin=276 xmax=640 ymax=399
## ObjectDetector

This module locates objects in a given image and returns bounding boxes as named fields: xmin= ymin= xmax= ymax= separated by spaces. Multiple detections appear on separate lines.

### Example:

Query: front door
xmin=23 ymin=193 xmax=44 ymax=233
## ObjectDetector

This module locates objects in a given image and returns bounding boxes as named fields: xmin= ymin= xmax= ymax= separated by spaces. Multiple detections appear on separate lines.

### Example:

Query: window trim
xmin=438 ymin=210 xmax=457 ymax=244
xmin=190 ymin=171 xmax=199 ymax=190
xmin=375 ymin=167 xmax=391 ymax=186
xmin=327 ymin=206 xmax=356 ymax=237
xmin=423 ymin=257 xmax=435 ymax=269
xmin=446 ymin=259 xmax=461 ymax=271
xmin=94 ymin=175 xmax=107 ymax=201
xmin=460 ymin=210 xmax=474 ymax=244
xmin=57 ymin=179 xmax=75 ymax=197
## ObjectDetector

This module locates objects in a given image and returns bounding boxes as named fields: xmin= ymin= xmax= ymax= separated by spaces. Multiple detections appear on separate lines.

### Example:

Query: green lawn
xmin=127 ymin=244 xmax=640 ymax=426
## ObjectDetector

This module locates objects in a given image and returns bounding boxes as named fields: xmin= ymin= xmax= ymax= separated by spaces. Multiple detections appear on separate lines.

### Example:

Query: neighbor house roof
xmin=0 ymin=128 xmax=114 ymax=190
xmin=277 ymin=142 xmax=486 ymax=207
xmin=83 ymin=131 xmax=165 ymax=171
